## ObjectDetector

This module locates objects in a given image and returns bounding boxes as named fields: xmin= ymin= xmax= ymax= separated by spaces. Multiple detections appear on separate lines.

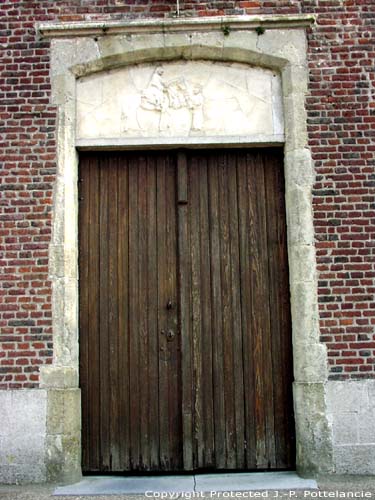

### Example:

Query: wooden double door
xmin=79 ymin=148 xmax=295 ymax=473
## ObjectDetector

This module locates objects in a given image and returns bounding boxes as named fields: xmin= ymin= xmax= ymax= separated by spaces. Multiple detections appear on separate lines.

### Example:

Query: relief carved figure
xmin=140 ymin=67 xmax=167 ymax=112
xmin=139 ymin=67 xmax=204 ymax=133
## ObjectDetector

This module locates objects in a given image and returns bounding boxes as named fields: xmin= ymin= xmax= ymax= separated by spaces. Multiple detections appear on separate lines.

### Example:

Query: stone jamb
xmin=39 ymin=15 xmax=334 ymax=481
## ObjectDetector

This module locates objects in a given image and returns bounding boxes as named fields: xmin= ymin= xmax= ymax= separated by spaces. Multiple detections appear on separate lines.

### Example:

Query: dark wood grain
xmin=138 ymin=155 xmax=149 ymax=469
xmin=165 ymin=153 xmax=180 ymax=470
xmin=78 ymin=156 xmax=90 ymax=470
xmin=128 ymin=156 xmax=140 ymax=469
xmin=98 ymin=156 xmax=110 ymax=470
xmin=117 ymin=154 xmax=130 ymax=470
xmin=79 ymin=148 xmax=295 ymax=473
xmin=108 ymin=157 xmax=119 ymax=470
xmin=265 ymin=151 xmax=296 ymax=469
xmin=206 ymin=153 xmax=226 ymax=469
xmin=189 ymin=155 xmax=204 ymax=467
xmin=197 ymin=155 xmax=214 ymax=468
xmin=178 ymin=152 xmax=193 ymax=471
xmin=156 ymin=156 xmax=170 ymax=469
xmin=237 ymin=153 xmax=256 ymax=469
xmin=218 ymin=153 xmax=237 ymax=468
xmin=227 ymin=152 xmax=245 ymax=469
xmin=146 ymin=154 xmax=160 ymax=469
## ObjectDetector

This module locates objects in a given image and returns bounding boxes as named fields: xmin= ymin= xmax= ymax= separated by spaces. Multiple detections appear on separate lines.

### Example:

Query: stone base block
xmin=46 ymin=388 xmax=82 ymax=484
xmin=326 ymin=380 xmax=375 ymax=475
xmin=0 ymin=390 xmax=47 ymax=484
xmin=293 ymin=382 xmax=334 ymax=475
xmin=0 ymin=388 xmax=81 ymax=485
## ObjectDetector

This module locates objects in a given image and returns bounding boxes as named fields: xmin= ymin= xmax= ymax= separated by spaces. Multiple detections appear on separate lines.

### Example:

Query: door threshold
xmin=54 ymin=471 xmax=317 ymax=496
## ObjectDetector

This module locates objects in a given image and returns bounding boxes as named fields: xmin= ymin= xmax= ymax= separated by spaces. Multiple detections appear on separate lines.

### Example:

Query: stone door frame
xmin=37 ymin=15 xmax=334 ymax=481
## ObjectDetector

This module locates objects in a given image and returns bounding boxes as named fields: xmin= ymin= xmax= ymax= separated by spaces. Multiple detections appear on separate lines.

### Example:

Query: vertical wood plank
xmin=157 ymin=154 xmax=170 ymax=469
xmin=178 ymin=151 xmax=193 ymax=471
xmin=207 ymin=153 xmax=226 ymax=469
xmin=88 ymin=157 xmax=101 ymax=471
xmin=257 ymin=153 xmax=276 ymax=468
xmin=246 ymin=152 xmax=266 ymax=468
xmin=219 ymin=153 xmax=237 ymax=468
xmin=117 ymin=155 xmax=130 ymax=470
xmin=108 ymin=156 xmax=119 ymax=470
xmin=275 ymin=151 xmax=296 ymax=469
xmin=165 ymin=153 xmax=180 ymax=469
xmin=248 ymin=152 xmax=276 ymax=468
xmin=264 ymin=152 xmax=283 ymax=469
xmin=188 ymin=155 xmax=204 ymax=468
xmin=128 ymin=156 xmax=140 ymax=469
xmin=197 ymin=154 xmax=215 ymax=468
xmin=227 ymin=152 xmax=245 ymax=469
xmin=265 ymin=151 xmax=295 ymax=469
xmin=99 ymin=155 xmax=110 ymax=470
xmin=236 ymin=153 xmax=256 ymax=469
xmin=147 ymin=154 xmax=160 ymax=469
xmin=138 ymin=155 xmax=150 ymax=469
xmin=78 ymin=156 xmax=90 ymax=470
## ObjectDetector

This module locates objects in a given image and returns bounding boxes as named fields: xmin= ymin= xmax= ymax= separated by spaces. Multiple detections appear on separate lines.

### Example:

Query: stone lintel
xmin=37 ymin=14 xmax=316 ymax=39
xmin=76 ymin=135 xmax=285 ymax=151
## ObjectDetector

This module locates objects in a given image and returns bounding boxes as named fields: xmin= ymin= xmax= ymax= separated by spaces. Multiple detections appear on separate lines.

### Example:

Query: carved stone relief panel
xmin=76 ymin=61 xmax=284 ymax=141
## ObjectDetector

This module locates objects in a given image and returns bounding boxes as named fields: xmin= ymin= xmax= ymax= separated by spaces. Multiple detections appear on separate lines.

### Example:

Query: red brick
xmin=0 ymin=0 xmax=374 ymax=387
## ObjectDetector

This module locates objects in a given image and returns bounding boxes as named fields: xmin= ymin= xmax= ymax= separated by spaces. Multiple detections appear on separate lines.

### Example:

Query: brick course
xmin=0 ymin=0 xmax=374 ymax=387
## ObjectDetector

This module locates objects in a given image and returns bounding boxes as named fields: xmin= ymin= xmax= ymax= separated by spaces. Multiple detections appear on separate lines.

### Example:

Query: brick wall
xmin=0 ymin=0 xmax=374 ymax=388
xmin=307 ymin=0 xmax=375 ymax=380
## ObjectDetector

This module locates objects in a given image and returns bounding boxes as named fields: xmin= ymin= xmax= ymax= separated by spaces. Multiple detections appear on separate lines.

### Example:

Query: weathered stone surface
xmin=290 ymin=282 xmax=319 ymax=344
xmin=38 ymin=15 xmax=316 ymax=39
xmin=284 ymin=148 xmax=315 ymax=187
xmin=47 ymin=389 xmax=81 ymax=436
xmin=283 ymin=93 xmax=309 ymax=152
xmin=76 ymin=61 xmax=284 ymax=141
xmin=334 ymin=445 xmax=375 ymax=475
xmin=45 ymin=434 xmax=81 ymax=484
xmin=282 ymin=64 xmax=309 ymax=97
xmin=0 ymin=390 xmax=47 ymax=484
xmin=51 ymin=73 xmax=74 ymax=106
xmin=40 ymin=366 xmax=79 ymax=389
xmin=50 ymin=39 xmax=100 ymax=79
xmin=49 ymin=244 xmax=77 ymax=279
xmin=288 ymin=244 xmax=317 ymax=284
xmin=358 ymin=408 xmax=375 ymax=444
xmin=257 ymin=29 xmax=307 ymax=66
xmin=326 ymin=380 xmax=375 ymax=472
xmin=50 ymin=40 xmax=75 ymax=78
xmin=327 ymin=380 xmax=369 ymax=413
xmin=293 ymin=344 xmax=328 ymax=383
xmin=332 ymin=412 xmax=359 ymax=446
xmin=293 ymin=383 xmax=334 ymax=475
xmin=45 ymin=389 xmax=82 ymax=484
xmin=51 ymin=278 xmax=79 ymax=367
xmin=285 ymin=187 xmax=314 ymax=245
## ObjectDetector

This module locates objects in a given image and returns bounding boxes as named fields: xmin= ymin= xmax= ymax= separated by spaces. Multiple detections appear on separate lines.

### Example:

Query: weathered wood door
xmin=79 ymin=149 xmax=295 ymax=473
